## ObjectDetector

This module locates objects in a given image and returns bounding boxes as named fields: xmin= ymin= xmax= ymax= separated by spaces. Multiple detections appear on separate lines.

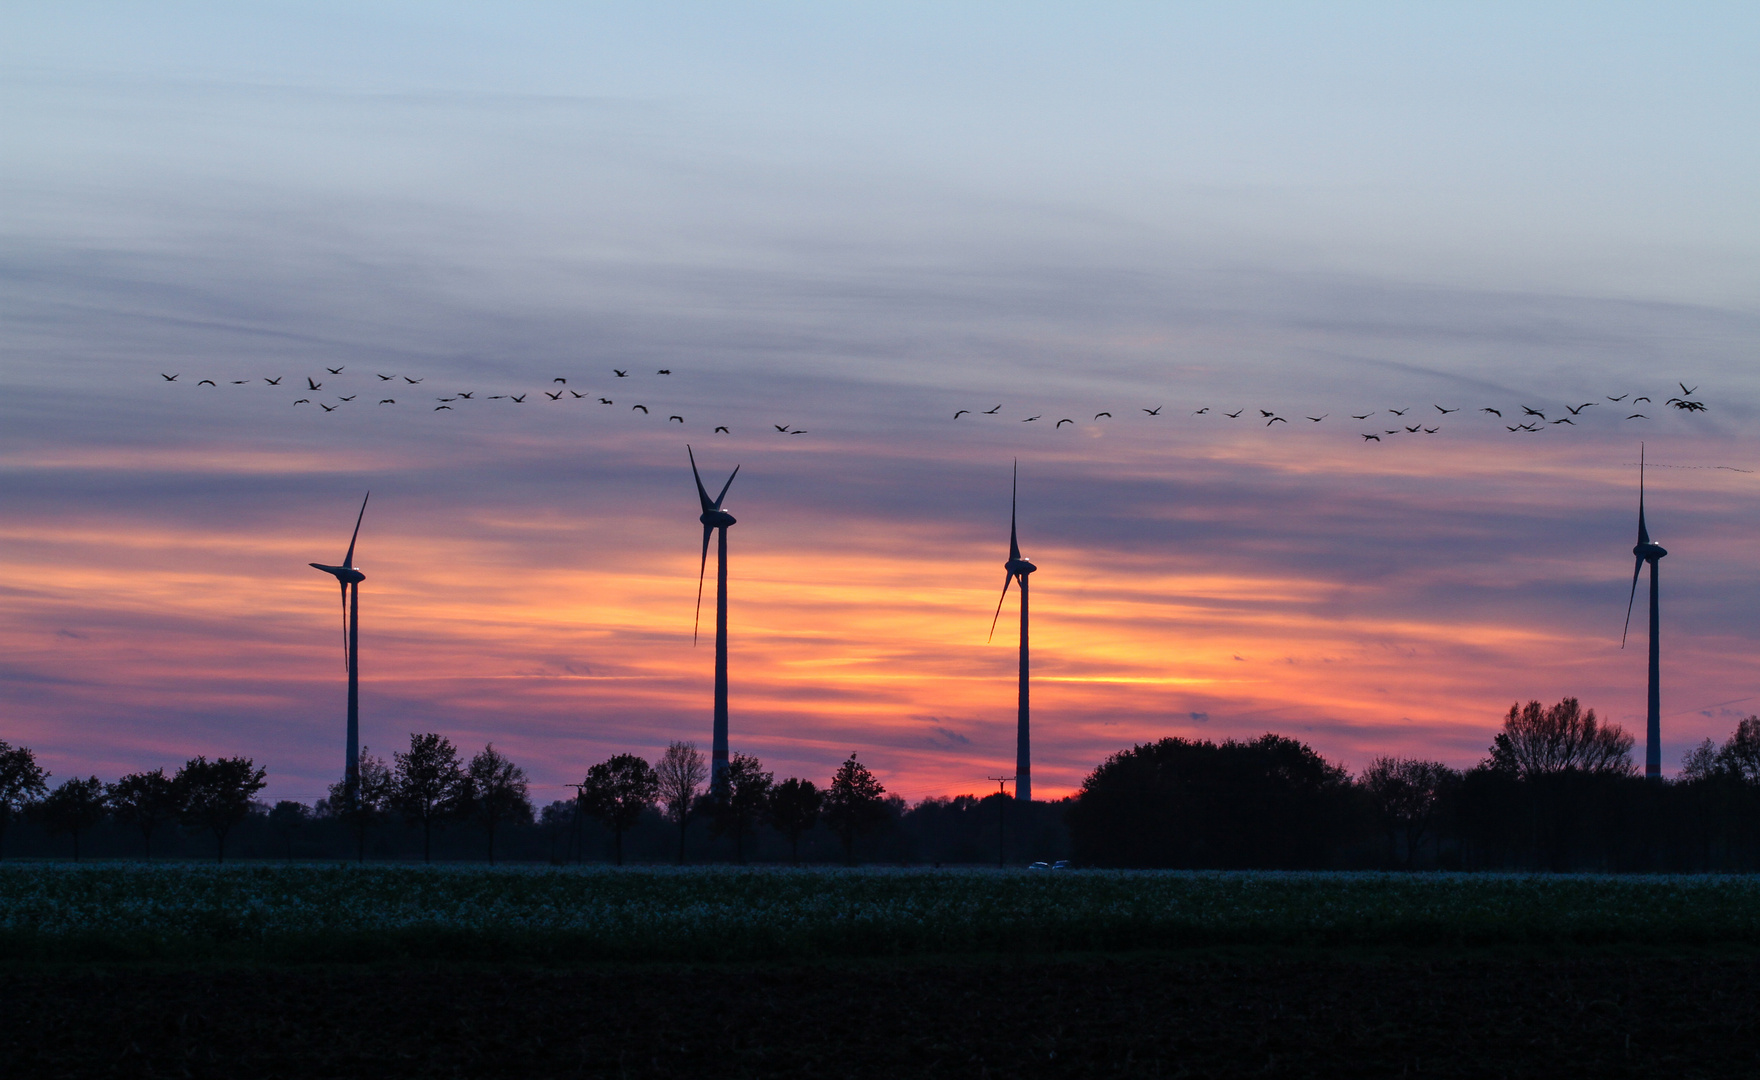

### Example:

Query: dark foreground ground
xmin=4 ymin=952 xmax=1758 ymax=1078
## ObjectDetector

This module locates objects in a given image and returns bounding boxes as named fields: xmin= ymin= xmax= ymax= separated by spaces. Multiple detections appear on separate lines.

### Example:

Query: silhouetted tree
xmin=1487 ymin=698 xmax=1635 ymax=778
xmin=173 ymin=756 xmax=268 ymax=863
xmin=461 ymin=743 xmax=532 ymax=863
xmin=0 ymin=740 xmax=48 ymax=860
xmin=711 ymin=752 xmax=773 ymax=863
xmin=319 ymin=747 xmax=392 ymax=862
xmin=823 ymin=753 xmax=887 ymax=864
xmin=766 ymin=778 xmax=822 ymax=864
xmin=1684 ymin=716 xmax=1760 ymax=784
xmin=578 ymin=753 xmax=659 ymax=865
xmin=391 ymin=732 xmax=466 ymax=863
xmin=33 ymin=776 xmax=107 ymax=861
xmin=656 ymin=741 xmax=707 ymax=865
xmin=1360 ymin=757 xmax=1459 ymax=868
xmin=1068 ymin=734 xmax=1354 ymax=868
xmin=267 ymin=800 xmax=311 ymax=861
xmin=105 ymin=768 xmax=181 ymax=859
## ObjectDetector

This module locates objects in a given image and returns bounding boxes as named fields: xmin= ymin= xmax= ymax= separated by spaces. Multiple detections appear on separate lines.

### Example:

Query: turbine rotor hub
xmin=311 ymin=562 xmax=365 ymax=584
xmin=1006 ymin=557 xmax=1036 ymax=576
xmin=1634 ymin=542 xmax=1667 ymax=561
xmin=701 ymin=509 xmax=736 ymax=529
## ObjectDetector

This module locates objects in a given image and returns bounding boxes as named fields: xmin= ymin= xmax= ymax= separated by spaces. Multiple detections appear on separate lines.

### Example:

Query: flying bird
xmin=197 ymin=379 xmax=216 ymax=386
xmin=554 ymin=378 xmax=566 ymax=384
xmin=1385 ymin=429 xmax=1400 ymax=435
xmin=319 ymin=404 xmax=336 ymax=412
xmin=1352 ymin=413 xmax=1374 ymax=420
xmin=632 ymin=404 xmax=648 ymax=413
xmin=599 ymin=398 xmax=613 ymax=404
xmin=954 ymin=410 xmax=970 ymax=418
xmin=1680 ymin=383 xmax=1698 ymax=395
xmin=1628 ymin=413 xmax=1649 ymax=419
xmin=231 ymin=379 xmax=249 ymax=384
xmin=1192 ymin=407 xmax=1209 ymax=414
xmin=434 ymin=405 xmax=452 ymax=411
xmin=1553 ymin=417 xmax=1575 ymax=425
xmin=545 ymin=391 xmax=563 ymax=400
xmin=437 ymin=397 xmax=455 ymax=403
xmin=1480 ymin=407 xmax=1502 ymax=417
xmin=378 ymin=374 xmax=393 ymax=380
xmin=657 ymin=369 xmax=671 ymax=375
xmin=378 ymin=399 xmax=395 ymax=404
xmin=1022 ymin=415 xmax=1041 ymax=422
xmin=327 ymin=366 xmax=344 ymax=374
xmin=715 ymin=426 xmax=729 ymax=433
xmin=1405 ymin=425 xmax=1421 ymax=433
xmin=1388 ymin=408 xmax=1409 ymax=416
xmin=338 ymin=395 xmax=355 ymax=402
xmin=1267 ymin=416 xmax=1288 ymax=426
xmin=1607 ymin=394 xmax=1627 ymax=402
xmin=294 ymin=399 xmax=310 ymax=405
xmin=1566 ymin=403 xmax=1593 ymax=415
xmin=1633 ymin=396 xmax=1650 ymax=403
xmin=1306 ymin=414 xmax=1326 ymax=422
xmin=774 ymin=424 xmax=789 ymax=432
xmin=161 ymin=373 xmax=179 ymax=381
xmin=264 ymin=377 xmax=281 ymax=385
xmin=790 ymin=429 xmax=807 ymax=435
xmin=457 ymin=392 xmax=474 ymax=399
xmin=1506 ymin=425 xmax=1520 ymax=432
xmin=669 ymin=415 xmax=684 ymax=423
xmin=510 ymin=394 xmax=526 ymax=403
xmin=570 ymin=390 xmax=585 ymax=398
xmin=613 ymin=369 xmax=628 ymax=377
xmin=1361 ymin=433 xmax=1380 ymax=441
xmin=1095 ymin=412 xmax=1112 ymax=419
xmin=404 ymin=377 xmax=423 ymax=384
xmin=1423 ymin=426 xmax=1439 ymax=434
xmin=1056 ymin=418 xmax=1073 ymax=428
xmin=982 ymin=405 xmax=1002 ymax=414
xmin=1259 ymin=410 xmax=1275 ymax=418
xmin=1434 ymin=405 xmax=1459 ymax=414
xmin=1521 ymin=406 xmax=1546 ymax=418
xmin=307 ymin=378 xmax=322 ymax=390
xmin=1142 ymin=407 xmax=1162 ymax=415
xmin=1224 ymin=410 xmax=1243 ymax=418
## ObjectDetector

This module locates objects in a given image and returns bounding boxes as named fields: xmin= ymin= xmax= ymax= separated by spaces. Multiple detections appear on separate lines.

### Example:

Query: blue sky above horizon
xmin=3 ymin=3 xmax=1758 ymax=804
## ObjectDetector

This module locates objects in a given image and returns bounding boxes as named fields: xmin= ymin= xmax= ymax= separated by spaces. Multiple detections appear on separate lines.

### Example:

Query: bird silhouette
xmin=1666 ymin=397 xmax=1707 ymax=412
xmin=1628 ymin=413 xmax=1649 ymax=419
xmin=1224 ymin=410 xmax=1243 ymax=418
xmin=1306 ymin=414 xmax=1326 ymax=422
xmin=790 ymin=429 xmax=807 ymax=435
xmin=1608 ymin=394 xmax=1627 ymax=402
xmin=982 ymin=405 xmax=1002 ymax=414
xmin=404 ymin=377 xmax=423 ymax=384
xmin=1361 ymin=433 xmax=1381 ymax=441
xmin=1352 ymin=413 xmax=1374 ymax=420
xmin=1388 ymin=408 xmax=1409 ymax=416
xmin=379 ymin=399 xmax=395 ymax=404
xmin=294 ymin=399 xmax=310 ymax=405
xmin=327 ymin=366 xmax=344 ymax=374
xmin=571 ymin=390 xmax=585 ymax=398
xmin=669 ymin=415 xmax=684 ymax=423
xmin=1143 ymin=407 xmax=1162 ymax=415
xmin=1552 ymin=417 xmax=1574 ymax=425
xmin=1633 ymin=396 xmax=1650 ymax=403
xmin=378 ymin=374 xmax=393 ymax=380
xmin=1435 ymin=405 xmax=1459 ymax=414
xmin=715 ymin=426 xmax=729 ymax=433
xmin=307 ymin=378 xmax=322 ymax=390
xmin=457 ymin=392 xmax=474 ymax=399
xmin=954 ymin=410 xmax=970 ymax=418
xmin=437 ymin=397 xmax=456 ymax=403
xmin=545 ymin=391 xmax=563 ymax=400
xmin=230 ymin=379 xmax=248 ymax=384
xmin=161 ymin=374 xmax=179 ymax=381
xmin=1023 ymin=415 xmax=1041 ymax=422
xmin=1680 ymin=383 xmax=1698 ymax=395
xmin=1506 ymin=425 xmax=1520 ymax=432
xmin=264 ymin=377 xmax=281 ymax=385
xmin=339 ymin=395 xmax=355 ymax=402
xmin=1267 ymin=416 xmax=1288 ymax=426
xmin=1259 ymin=410 xmax=1275 ymax=418
xmin=1521 ymin=406 xmax=1546 ymax=418
xmin=1480 ymin=407 xmax=1502 ymax=417
xmin=1423 ymin=426 xmax=1439 ymax=434
xmin=1056 ymin=418 xmax=1073 ymax=428
xmin=657 ymin=369 xmax=671 ymax=375
xmin=320 ymin=403 xmax=337 ymax=412
xmin=434 ymin=405 xmax=452 ymax=411
xmin=599 ymin=397 xmax=613 ymax=404
xmin=613 ymin=369 xmax=627 ymax=377
xmin=554 ymin=378 xmax=566 ymax=384
xmin=1519 ymin=423 xmax=1539 ymax=431
xmin=197 ymin=379 xmax=216 ymax=386
xmin=1405 ymin=425 xmax=1420 ymax=433
xmin=1566 ymin=403 xmax=1593 ymax=415
xmin=510 ymin=394 xmax=526 ymax=403
xmin=1095 ymin=411 xmax=1112 ymax=419
xmin=774 ymin=424 xmax=789 ymax=432
xmin=1193 ymin=407 xmax=1209 ymax=415
xmin=1385 ymin=429 xmax=1400 ymax=435
xmin=632 ymin=404 xmax=648 ymax=413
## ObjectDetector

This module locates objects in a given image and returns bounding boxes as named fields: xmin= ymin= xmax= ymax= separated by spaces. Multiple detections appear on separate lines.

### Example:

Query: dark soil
xmin=4 ymin=953 xmax=1757 ymax=1078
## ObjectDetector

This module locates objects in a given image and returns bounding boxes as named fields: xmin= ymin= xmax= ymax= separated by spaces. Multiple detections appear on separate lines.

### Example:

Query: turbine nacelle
xmin=310 ymin=562 xmax=366 ymax=585
xmin=700 ymin=509 xmax=737 ymax=529
xmin=1005 ymin=557 xmax=1036 ymax=577
xmin=1634 ymin=541 xmax=1667 ymax=562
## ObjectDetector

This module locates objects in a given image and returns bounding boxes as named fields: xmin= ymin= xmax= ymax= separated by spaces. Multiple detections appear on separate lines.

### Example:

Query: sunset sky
xmin=4 ymin=3 xmax=1759 ymax=806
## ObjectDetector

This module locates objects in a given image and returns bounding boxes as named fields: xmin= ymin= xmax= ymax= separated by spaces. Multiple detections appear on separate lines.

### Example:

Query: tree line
xmin=7 ymin=701 xmax=1759 ymax=868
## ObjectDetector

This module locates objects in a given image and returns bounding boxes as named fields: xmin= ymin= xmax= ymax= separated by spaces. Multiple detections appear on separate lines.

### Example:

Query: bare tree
xmin=823 ymin=753 xmax=886 ymax=864
xmin=578 ymin=753 xmax=659 ymax=865
xmin=106 ymin=768 xmax=181 ymax=859
xmin=766 ymin=778 xmax=822 ymax=864
xmin=391 ymin=733 xmax=466 ymax=863
xmin=711 ymin=753 xmax=773 ymax=863
xmin=1487 ymin=698 xmax=1635 ymax=778
xmin=33 ymin=776 xmax=107 ymax=861
xmin=1682 ymin=716 xmax=1760 ymax=784
xmin=0 ymin=740 xmax=48 ymax=860
xmin=1360 ymin=757 xmax=1457 ymax=867
xmin=461 ymin=743 xmax=532 ymax=863
xmin=656 ymin=741 xmax=707 ymax=865
xmin=173 ymin=756 xmax=268 ymax=863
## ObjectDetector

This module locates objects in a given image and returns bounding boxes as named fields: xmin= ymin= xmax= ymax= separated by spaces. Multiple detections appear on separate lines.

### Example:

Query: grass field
xmin=6 ymin=863 xmax=1760 ymax=963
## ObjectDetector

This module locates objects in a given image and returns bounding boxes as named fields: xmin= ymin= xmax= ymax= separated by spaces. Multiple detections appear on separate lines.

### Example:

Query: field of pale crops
xmin=5 ymin=864 xmax=1760 ymax=963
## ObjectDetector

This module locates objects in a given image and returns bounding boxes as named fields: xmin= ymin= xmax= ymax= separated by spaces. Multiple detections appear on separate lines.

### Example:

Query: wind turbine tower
xmin=1623 ymin=446 xmax=1667 ymax=781
xmin=309 ymin=493 xmax=369 ymax=809
xmin=988 ymin=463 xmax=1037 ymax=802
xmin=689 ymin=446 xmax=741 ymax=789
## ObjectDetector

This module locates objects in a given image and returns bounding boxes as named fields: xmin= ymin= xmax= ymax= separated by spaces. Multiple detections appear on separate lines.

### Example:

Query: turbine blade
xmin=1009 ymin=461 xmax=1021 ymax=562
xmin=343 ymin=492 xmax=369 ymax=568
xmin=687 ymin=445 xmax=714 ymax=513
xmin=1621 ymin=556 xmax=1643 ymax=648
xmin=1636 ymin=444 xmax=1650 ymax=546
xmin=693 ymin=524 xmax=712 ymax=644
xmin=713 ymin=464 xmax=740 ymax=509
xmin=987 ymin=573 xmax=1014 ymax=643
xmin=339 ymin=581 xmax=350 ymax=670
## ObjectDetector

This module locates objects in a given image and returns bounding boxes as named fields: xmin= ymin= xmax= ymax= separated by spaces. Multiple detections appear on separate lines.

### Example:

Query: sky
xmin=3 ymin=2 xmax=1759 ymax=806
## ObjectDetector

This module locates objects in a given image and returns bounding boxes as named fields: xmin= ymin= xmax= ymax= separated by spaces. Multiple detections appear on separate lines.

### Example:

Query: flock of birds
xmin=156 ymin=367 xmax=808 ymax=436
xmin=949 ymin=383 xmax=1710 ymax=442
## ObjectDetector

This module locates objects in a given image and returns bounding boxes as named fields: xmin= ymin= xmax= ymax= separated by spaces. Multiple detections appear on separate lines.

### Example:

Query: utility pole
xmin=566 ymin=782 xmax=587 ymax=864
xmin=988 ymin=776 xmax=1015 ymax=867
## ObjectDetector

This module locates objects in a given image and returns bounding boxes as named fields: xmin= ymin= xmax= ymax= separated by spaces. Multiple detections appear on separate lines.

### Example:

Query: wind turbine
xmin=988 ymin=462 xmax=1037 ymax=802
xmin=310 ymin=493 xmax=369 ymax=809
xmin=1622 ymin=446 xmax=1667 ymax=781
xmin=689 ymin=446 xmax=740 ymax=789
